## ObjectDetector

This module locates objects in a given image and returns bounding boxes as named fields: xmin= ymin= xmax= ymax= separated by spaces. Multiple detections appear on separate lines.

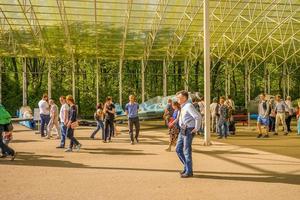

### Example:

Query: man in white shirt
xmin=175 ymin=90 xmax=201 ymax=178
xmin=38 ymin=94 xmax=50 ymax=137
xmin=56 ymin=96 xmax=69 ymax=148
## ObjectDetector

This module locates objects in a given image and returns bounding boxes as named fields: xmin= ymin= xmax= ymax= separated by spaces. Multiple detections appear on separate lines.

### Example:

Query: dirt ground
xmin=0 ymin=122 xmax=299 ymax=200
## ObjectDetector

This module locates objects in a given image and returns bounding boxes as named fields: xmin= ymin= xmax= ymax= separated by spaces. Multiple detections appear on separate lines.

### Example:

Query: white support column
xmin=22 ymin=58 xmax=27 ymax=106
xmin=71 ymin=56 xmax=76 ymax=100
xmin=225 ymin=63 xmax=228 ymax=97
xmin=247 ymin=63 xmax=251 ymax=128
xmin=203 ymin=0 xmax=211 ymax=146
xmin=267 ymin=67 xmax=271 ymax=94
xmin=47 ymin=60 xmax=52 ymax=99
xmin=264 ymin=63 xmax=267 ymax=94
xmin=141 ymin=59 xmax=145 ymax=103
xmin=184 ymin=59 xmax=189 ymax=91
xmin=283 ymin=64 xmax=286 ymax=99
xmin=287 ymin=66 xmax=290 ymax=97
xmin=96 ymin=59 xmax=99 ymax=104
xmin=163 ymin=59 xmax=167 ymax=97
xmin=0 ymin=58 xmax=2 ymax=104
xmin=119 ymin=58 xmax=123 ymax=105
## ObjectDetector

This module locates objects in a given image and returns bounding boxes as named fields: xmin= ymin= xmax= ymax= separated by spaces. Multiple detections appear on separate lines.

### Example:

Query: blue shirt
xmin=178 ymin=102 xmax=201 ymax=130
xmin=125 ymin=102 xmax=139 ymax=118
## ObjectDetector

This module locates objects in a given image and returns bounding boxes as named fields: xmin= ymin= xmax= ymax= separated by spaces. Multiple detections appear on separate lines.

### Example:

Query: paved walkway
xmin=0 ymin=124 xmax=299 ymax=200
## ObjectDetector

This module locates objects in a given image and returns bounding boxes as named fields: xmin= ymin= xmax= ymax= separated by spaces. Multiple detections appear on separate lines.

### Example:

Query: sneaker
xmin=180 ymin=173 xmax=193 ymax=178
xmin=257 ymin=134 xmax=263 ymax=138
xmin=217 ymin=136 xmax=223 ymax=139
xmin=263 ymin=135 xmax=269 ymax=138
xmin=65 ymin=148 xmax=72 ymax=152
xmin=283 ymin=133 xmax=289 ymax=136
xmin=135 ymin=138 xmax=139 ymax=143
xmin=56 ymin=146 xmax=65 ymax=149
xmin=10 ymin=151 xmax=16 ymax=161
xmin=130 ymin=141 xmax=134 ymax=145
xmin=273 ymin=133 xmax=278 ymax=136
xmin=75 ymin=144 xmax=82 ymax=151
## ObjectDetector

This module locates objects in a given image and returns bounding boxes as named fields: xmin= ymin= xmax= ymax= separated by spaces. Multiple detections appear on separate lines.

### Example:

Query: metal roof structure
xmin=0 ymin=0 xmax=299 ymax=70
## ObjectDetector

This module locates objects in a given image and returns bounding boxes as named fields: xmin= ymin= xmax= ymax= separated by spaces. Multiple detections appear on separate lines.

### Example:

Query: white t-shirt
xmin=38 ymin=100 xmax=50 ymax=115
xmin=59 ymin=103 xmax=70 ymax=123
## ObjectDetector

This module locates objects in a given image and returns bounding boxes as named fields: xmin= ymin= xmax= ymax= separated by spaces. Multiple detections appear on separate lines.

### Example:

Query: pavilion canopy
xmin=0 ymin=0 xmax=299 ymax=69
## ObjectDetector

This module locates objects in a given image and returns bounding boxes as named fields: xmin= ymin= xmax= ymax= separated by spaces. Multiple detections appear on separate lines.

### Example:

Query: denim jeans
xmin=90 ymin=120 xmax=104 ymax=140
xmin=104 ymin=119 xmax=114 ymax=141
xmin=175 ymin=128 xmax=194 ymax=175
xmin=269 ymin=116 xmax=275 ymax=132
xmin=218 ymin=121 xmax=228 ymax=137
xmin=40 ymin=114 xmax=50 ymax=136
xmin=128 ymin=117 xmax=140 ymax=142
xmin=0 ymin=125 xmax=14 ymax=156
xmin=66 ymin=127 xmax=79 ymax=149
xmin=60 ymin=123 xmax=67 ymax=147
xmin=297 ymin=118 xmax=300 ymax=135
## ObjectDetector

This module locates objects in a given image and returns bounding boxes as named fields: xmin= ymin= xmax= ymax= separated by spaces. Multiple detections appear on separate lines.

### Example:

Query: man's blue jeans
xmin=218 ymin=121 xmax=228 ymax=137
xmin=60 ymin=123 xmax=67 ymax=147
xmin=40 ymin=114 xmax=50 ymax=136
xmin=176 ymin=128 xmax=194 ymax=175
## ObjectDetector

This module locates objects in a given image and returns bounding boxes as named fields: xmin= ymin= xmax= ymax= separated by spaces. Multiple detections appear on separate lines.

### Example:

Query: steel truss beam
xmin=211 ymin=0 xmax=279 ymax=70
xmin=142 ymin=0 xmax=169 ymax=68
xmin=0 ymin=7 xmax=21 ymax=55
xmin=17 ymin=0 xmax=50 ymax=56
xmin=56 ymin=0 xmax=76 ymax=99
xmin=164 ymin=0 xmax=203 ymax=69
xmin=119 ymin=0 xmax=133 ymax=105
xmin=214 ymin=0 xmax=299 ymax=78
xmin=186 ymin=1 xmax=242 ymax=69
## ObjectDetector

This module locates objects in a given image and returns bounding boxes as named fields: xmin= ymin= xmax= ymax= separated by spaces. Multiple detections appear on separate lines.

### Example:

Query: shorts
xmin=257 ymin=115 xmax=269 ymax=126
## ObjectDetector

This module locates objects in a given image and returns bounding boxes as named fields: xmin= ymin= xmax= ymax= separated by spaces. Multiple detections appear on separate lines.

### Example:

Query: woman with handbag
xmin=0 ymin=104 xmax=16 ymax=160
xmin=65 ymin=95 xmax=81 ymax=152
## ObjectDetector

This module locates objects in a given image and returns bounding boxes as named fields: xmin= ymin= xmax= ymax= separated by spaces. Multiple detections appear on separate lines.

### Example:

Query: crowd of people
xmin=1 ymin=90 xmax=300 ymax=178
xmin=38 ymin=94 xmax=81 ymax=152
xmin=256 ymin=94 xmax=300 ymax=138
xmin=164 ymin=94 xmax=236 ymax=143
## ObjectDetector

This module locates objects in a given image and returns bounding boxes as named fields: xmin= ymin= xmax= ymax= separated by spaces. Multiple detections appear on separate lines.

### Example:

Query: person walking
xmin=175 ymin=91 xmax=200 ymax=178
xmin=198 ymin=96 xmax=205 ymax=134
xmin=125 ymin=95 xmax=140 ymax=145
xmin=103 ymin=96 xmax=116 ymax=143
xmin=47 ymin=98 xmax=60 ymax=139
xmin=285 ymin=96 xmax=294 ymax=132
xmin=38 ymin=94 xmax=50 ymax=137
xmin=56 ymin=96 xmax=69 ymax=148
xmin=210 ymin=97 xmax=219 ymax=133
xmin=90 ymin=103 xmax=105 ymax=140
xmin=165 ymin=101 xmax=180 ymax=152
xmin=65 ymin=95 xmax=81 ymax=152
xmin=268 ymin=98 xmax=276 ymax=133
xmin=274 ymin=94 xmax=289 ymax=136
xmin=217 ymin=96 xmax=229 ymax=139
xmin=0 ymin=104 xmax=16 ymax=160
xmin=256 ymin=93 xmax=270 ymax=138
xmin=296 ymin=101 xmax=300 ymax=136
